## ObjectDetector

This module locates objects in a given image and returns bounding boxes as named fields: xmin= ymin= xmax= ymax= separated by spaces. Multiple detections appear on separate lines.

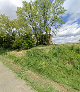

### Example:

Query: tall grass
xmin=1 ymin=44 xmax=80 ymax=91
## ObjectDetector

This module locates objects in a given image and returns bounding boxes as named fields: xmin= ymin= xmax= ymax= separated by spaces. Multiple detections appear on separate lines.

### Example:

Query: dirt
xmin=26 ymin=70 xmax=78 ymax=92
xmin=8 ymin=50 xmax=26 ymax=57
xmin=0 ymin=62 xmax=35 ymax=92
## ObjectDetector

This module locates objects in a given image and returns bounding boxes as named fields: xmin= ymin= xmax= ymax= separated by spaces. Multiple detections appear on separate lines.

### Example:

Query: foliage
xmin=17 ymin=0 xmax=65 ymax=45
xmin=12 ymin=32 xmax=35 ymax=49
xmin=0 ymin=14 xmax=12 ymax=32
xmin=0 ymin=0 xmax=65 ymax=49
xmin=0 ymin=15 xmax=35 ymax=49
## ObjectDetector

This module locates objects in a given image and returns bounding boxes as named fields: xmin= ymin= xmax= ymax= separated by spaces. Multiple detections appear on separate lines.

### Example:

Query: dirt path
xmin=0 ymin=62 xmax=34 ymax=92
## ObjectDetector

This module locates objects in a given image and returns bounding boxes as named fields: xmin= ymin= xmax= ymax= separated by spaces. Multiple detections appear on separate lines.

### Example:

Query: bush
xmin=36 ymin=34 xmax=52 ymax=45
xmin=0 ymin=35 xmax=3 ymax=47
xmin=0 ymin=32 xmax=14 ymax=49
xmin=3 ymin=34 xmax=14 ymax=49
xmin=12 ymin=37 xmax=23 ymax=49
xmin=0 ymin=30 xmax=35 ymax=50
xmin=22 ymin=33 xmax=35 ymax=49
xmin=12 ymin=32 xmax=35 ymax=50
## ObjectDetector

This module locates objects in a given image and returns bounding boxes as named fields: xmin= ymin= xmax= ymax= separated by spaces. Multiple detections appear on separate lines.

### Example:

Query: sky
xmin=0 ymin=0 xmax=80 ymax=44
xmin=54 ymin=0 xmax=80 ymax=44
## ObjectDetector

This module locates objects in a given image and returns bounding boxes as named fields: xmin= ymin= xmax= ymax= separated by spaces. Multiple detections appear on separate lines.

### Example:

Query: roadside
xmin=0 ymin=61 xmax=35 ymax=92
xmin=0 ymin=55 xmax=78 ymax=92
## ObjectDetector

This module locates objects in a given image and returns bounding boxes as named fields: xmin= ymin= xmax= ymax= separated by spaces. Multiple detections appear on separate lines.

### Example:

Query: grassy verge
xmin=0 ymin=53 xmax=59 ymax=92
xmin=0 ymin=44 xmax=80 ymax=92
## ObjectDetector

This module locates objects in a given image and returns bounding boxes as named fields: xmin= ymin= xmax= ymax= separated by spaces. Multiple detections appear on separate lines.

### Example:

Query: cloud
xmin=63 ymin=0 xmax=80 ymax=14
xmin=0 ymin=0 xmax=34 ymax=19
xmin=54 ymin=19 xmax=80 ymax=44
xmin=0 ymin=0 xmax=23 ymax=19
xmin=53 ymin=0 xmax=80 ymax=44
xmin=63 ymin=0 xmax=80 ymax=24
xmin=56 ymin=22 xmax=80 ymax=37
xmin=53 ymin=35 xmax=80 ymax=44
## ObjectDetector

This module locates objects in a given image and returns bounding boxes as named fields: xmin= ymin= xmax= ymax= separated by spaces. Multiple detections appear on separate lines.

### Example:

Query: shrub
xmin=12 ymin=32 xmax=35 ymax=50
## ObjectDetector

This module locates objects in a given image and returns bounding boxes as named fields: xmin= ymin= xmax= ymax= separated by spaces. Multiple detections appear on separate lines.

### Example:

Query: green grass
xmin=0 ymin=44 xmax=80 ymax=91
xmin=0 ymin=49 xmax=59 ymax=92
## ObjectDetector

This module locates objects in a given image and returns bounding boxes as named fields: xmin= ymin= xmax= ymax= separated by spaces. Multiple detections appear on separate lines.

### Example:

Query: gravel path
xmin=0 ymin=62 xmax=34 ymax=92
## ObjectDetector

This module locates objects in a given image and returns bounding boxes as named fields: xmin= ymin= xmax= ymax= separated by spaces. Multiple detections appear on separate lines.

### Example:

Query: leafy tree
xmin=0 ymin=14 xmax=13 ymax=33
xmin=0 ymin=14 xmax=35 ymax=49
xmin=0 ymin=15 xmax=13 ymax=48
xmin=17 ymin=0 xmax=65 ymax=45
xmin=0 ymin=0 xmax=66 ymax=49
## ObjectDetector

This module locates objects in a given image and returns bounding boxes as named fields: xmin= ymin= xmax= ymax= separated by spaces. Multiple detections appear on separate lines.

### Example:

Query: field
xmin=0 ymin=44 xmax=80 ymax=92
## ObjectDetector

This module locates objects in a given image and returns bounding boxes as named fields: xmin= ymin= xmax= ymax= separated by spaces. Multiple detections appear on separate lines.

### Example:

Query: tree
xmin=16 ymin=0 xmax=65 ymax=45
xmin=0 ymin=14 xmax=14 ymax=33
xmin=0 ymin=15 xmax=14 ymax=48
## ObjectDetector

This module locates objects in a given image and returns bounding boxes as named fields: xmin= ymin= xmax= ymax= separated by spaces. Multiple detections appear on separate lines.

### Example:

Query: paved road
xmin=0 ymin=62 xmax=34 ymax=92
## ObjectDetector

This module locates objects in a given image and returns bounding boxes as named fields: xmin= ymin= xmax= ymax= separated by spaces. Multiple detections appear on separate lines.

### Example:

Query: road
xmin=0 ymin=62 xmax=34 ymax=92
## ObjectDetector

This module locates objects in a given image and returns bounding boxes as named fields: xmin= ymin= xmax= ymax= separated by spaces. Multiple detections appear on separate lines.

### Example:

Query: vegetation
xmin=0 ymin=44 xmax=80 ymax=92
xmin=0 ymin=0 xmax=65 ymax=49
xmin=0 ymin=0 xmax=80 ymax=92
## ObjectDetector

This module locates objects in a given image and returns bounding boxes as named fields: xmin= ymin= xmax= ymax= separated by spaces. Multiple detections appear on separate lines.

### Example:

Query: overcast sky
xmin=0 ymin=0 xmax=80 ymax=44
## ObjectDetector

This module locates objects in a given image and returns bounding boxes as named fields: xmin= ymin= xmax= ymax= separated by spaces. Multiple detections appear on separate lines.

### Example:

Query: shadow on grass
xmin=0 ymin=47 xmax=25 ymax=55
xmin=0 ymin=48 xmax=11 ymax=55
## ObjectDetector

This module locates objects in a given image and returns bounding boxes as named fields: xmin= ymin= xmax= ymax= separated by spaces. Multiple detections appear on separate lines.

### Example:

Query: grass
xmin=0 ymin=43 xmax=80 ymax=92
xmin=0 ymin=49 xmax=59 ymax=92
